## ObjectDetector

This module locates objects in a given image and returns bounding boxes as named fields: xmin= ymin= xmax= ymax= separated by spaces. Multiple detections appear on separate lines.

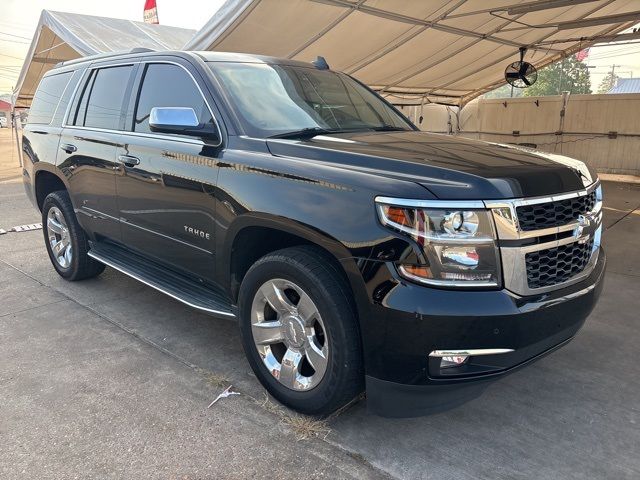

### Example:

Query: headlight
xmin=375 ymin=197 xmax=501 ymax=288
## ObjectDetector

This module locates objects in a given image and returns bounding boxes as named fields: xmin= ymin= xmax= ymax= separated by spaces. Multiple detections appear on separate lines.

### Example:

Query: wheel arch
xmin=34 ymin=167 xmax=70 ymax=212
xmin=222 ymin=214 xmax=371 ymax=322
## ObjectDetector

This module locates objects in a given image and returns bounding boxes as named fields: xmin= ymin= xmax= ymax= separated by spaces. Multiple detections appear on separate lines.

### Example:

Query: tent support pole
xmin=12 ymin=110 xmax=23 ymax=168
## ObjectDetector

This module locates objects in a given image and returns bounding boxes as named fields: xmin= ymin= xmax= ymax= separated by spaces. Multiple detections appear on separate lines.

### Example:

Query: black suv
xmin=22 ymin=50 xmax=605 ymax=417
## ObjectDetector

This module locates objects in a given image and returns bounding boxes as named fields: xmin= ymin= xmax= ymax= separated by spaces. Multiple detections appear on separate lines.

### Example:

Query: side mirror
xmin=149 ymin=107 xmax=219 ymax=140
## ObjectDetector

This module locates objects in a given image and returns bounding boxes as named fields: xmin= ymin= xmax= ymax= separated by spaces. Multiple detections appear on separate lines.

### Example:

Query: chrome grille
xmin=525 ymin=239 xmax=594 ymax=289
xmin=486 ymin=182 xmax=602 ymax=296
xmin=516 ymin=191 xmax=596 ymax=231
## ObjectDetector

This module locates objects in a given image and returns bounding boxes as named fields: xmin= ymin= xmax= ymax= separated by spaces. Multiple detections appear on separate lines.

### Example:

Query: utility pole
xmin=610 ymin=64 xmax=621 ymax=78
xmin=608 ymin=64 xmax=622 ymax=91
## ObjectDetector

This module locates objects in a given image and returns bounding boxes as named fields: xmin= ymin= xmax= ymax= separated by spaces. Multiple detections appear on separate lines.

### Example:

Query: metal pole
xmin=558 ymin=58 xmax=565 ymax=94
xmin=12 ymin=109 xmax=23 ymax=168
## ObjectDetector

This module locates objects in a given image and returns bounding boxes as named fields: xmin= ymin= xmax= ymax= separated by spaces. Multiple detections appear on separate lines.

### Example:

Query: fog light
xmin=440 ymin=355 xmax=468 ymax=368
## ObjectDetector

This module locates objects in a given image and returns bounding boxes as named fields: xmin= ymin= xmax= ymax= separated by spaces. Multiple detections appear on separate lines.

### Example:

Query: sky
xmin=583 ymin=39 xmax=640 ymax=88
xmin=1 ymin=1 xmax=639 ymax=96
xmin=0 ymin=0 xmax=225 ymax=94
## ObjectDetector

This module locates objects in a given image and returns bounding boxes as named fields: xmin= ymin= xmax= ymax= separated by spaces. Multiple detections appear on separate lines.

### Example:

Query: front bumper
xmin=361 ymin=246 xmax=606 ymax=417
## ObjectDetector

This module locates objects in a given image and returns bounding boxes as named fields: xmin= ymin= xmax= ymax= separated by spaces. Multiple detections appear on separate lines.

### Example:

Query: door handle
xmin=60 ymin=143 xmax=77 ymax=154
xmin=118 ymin=154 xmax=140 ymax=167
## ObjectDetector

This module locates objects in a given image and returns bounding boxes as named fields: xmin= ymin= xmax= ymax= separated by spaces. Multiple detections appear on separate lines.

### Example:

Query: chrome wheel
xmin=250 ymin=279 xmax=328 ymax=391
xmin=47 ymin=206 xmax=72 ymax=269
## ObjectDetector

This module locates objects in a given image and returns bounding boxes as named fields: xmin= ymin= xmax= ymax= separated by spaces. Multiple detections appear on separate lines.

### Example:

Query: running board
xmin=88 ymin=242 xmax=235 ymax=318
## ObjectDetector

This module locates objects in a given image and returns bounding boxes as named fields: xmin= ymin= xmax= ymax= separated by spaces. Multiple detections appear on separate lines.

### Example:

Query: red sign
xmin=144 ymin=0 xmax=159 ymax=24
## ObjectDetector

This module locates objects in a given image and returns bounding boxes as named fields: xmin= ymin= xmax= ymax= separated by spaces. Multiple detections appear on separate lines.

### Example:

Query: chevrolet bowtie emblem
xmin=575 ymin=214 xmax=591 ymax=243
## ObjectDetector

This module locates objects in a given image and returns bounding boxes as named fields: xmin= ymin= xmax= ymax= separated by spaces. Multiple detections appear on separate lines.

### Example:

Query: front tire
xmin=42 ymin=190 xmax=105 ymax=281
xmin=238 ymin=246 xmax=364 ymax=416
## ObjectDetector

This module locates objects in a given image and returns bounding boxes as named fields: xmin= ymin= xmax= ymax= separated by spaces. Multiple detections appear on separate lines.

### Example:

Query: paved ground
xmin=1 ymin=127 xmax=639 ymax=479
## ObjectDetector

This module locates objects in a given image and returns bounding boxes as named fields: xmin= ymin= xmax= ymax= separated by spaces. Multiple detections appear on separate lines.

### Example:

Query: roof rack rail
xmin=129 ymin=47 xmax=156 ymax=54
xmin=55 ymin=48 xmax=158 ymax=68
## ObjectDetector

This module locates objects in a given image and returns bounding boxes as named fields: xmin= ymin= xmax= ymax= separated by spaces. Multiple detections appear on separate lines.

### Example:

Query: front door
xmin=115 ymin=61 xmax=222 ymax=282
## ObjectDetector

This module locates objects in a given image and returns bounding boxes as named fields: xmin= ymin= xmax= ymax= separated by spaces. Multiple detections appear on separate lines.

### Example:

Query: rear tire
xmin=42 ymin=190 xmax=105 ymax=281
xmin=238 ymin=245 xmax=363 ymax=416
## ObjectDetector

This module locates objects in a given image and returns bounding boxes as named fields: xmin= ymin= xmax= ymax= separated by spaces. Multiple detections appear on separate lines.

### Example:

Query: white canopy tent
xmin=185 ymin=0 xmax=640 ymax=105
xmin=12 ymin=2 xmax=640 ymax=109
xmin=12 ymin=10 xmax=195 ymax=108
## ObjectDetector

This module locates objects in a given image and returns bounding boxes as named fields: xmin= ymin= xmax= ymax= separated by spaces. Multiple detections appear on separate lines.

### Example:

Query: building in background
xmin=608 ymin=78 xmax=640 ymax=94
xmin=0 ymin=100 xmax=12 ymax=126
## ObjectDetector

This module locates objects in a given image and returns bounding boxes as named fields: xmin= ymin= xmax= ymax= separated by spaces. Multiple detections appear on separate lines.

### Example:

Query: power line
xmin=0 ymin=53 xmax=25 ymax=60
xmin=0 ymin=38 xmax=30 ymax=45
xmin=0 ymin=31 xmax=31 ymax=41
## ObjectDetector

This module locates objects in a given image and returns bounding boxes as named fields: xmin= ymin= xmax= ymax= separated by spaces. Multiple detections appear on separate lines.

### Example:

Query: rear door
xmin=58 ymin=62 xmax=137 ymax=241
xmin=114 ymin=58 xmax=223 ymax=282
xmin=22 ymin=69 xmax=78 ymax=193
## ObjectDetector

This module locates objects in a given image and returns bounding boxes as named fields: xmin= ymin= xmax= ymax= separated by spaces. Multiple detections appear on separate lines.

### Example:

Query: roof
xmin=0 ymin=100 xmax=11 ymax=111
xmin=608 ymin=77 xmax=640 ymax=94
xmin=12 ymin=10 xmax=195 ymax=108
xmin=196 ymin=51 xmax=315 ymax=68
xmin=186 ymin=0 xmax=640 ymax=105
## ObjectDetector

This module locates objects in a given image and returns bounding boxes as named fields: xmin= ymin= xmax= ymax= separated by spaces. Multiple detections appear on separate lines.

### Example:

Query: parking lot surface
xmin=1 ymin=128 xmax=639 ymax=479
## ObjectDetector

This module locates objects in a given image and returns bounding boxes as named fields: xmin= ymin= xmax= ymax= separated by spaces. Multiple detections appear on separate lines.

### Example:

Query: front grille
xmin=525 ymin=240 xmax=594 ymax=289
xmin=516 ymin=191 xmax=596 ymax=231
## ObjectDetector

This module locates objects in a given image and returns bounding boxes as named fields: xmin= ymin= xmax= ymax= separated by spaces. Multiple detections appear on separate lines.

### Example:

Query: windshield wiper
xmin=370 ymin=125 xmax=408 ymax=132
xmin=269 ymin=127 xmax=334 ymax=139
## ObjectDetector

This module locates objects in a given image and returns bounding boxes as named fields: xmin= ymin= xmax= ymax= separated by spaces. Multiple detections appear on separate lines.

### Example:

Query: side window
xmin=74 ymin=65 xmax=133 ymax=130
xmin=73 ymin=70 xmax=96 ymax=126
xmin=51 ymin=70 xmax=80 ymax=125
xmin=134 ymin=63 xmax=213 ymax=133
xmin=28 ymin=72 xmax=73 ymax=125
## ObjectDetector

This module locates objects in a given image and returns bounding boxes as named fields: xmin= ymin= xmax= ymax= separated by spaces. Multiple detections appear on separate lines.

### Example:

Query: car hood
xmin=266 ymin=131 xmax=595 ymax=199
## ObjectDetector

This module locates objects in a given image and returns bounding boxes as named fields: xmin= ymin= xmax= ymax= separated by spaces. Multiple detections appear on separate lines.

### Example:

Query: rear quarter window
xmin=28 ymin=72 xmax=74 ymax=125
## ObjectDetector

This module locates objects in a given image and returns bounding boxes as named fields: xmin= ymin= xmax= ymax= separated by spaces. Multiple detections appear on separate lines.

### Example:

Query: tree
xmin=483 ymin=84 xmax=523 ymax=99
xmin=521 ymin=56 xmax=592 ymax=97
xmin=597 ymin=71 xmax=620 ymax=94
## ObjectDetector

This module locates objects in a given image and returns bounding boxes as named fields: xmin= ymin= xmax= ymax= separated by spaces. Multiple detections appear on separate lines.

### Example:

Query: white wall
xmin=408 ymin=93 xmax=640 ymax=176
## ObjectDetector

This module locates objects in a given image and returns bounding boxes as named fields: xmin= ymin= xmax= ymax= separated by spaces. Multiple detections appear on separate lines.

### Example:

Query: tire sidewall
xmin=42 ymin=192 xmax=81 ymax=279
xmin=239 ymin=253 xmax=357 ymax=414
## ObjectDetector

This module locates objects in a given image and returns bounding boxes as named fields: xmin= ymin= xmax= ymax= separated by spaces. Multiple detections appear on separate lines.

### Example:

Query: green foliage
xmin=597 ymin=71 xmax=620 ymax=94
xmin=522 ymin=56 xmax=592 ymax=97
xmin=483 ymin=84 xmax=523 ymax=99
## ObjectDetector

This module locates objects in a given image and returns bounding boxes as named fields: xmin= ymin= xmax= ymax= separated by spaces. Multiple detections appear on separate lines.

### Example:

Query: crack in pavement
xmin=605 ymin=203 xmax=640 ymax=231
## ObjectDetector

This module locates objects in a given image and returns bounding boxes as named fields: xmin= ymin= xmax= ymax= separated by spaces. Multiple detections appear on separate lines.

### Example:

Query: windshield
xmin=209 ymin=62 xmax=415 ymax=138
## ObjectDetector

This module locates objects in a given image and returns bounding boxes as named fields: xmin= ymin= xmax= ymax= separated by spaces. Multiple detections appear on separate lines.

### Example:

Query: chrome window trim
xmin=61 ymin=68 xmax=89 ymax=127
xmin=64 ymin=125 xmax=206 ymax=147
xmin=62 ymin=59 xmax=223 ymax=148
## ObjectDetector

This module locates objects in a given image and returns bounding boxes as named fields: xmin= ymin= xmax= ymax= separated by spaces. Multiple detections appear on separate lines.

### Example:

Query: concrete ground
xmin=1 ymin=127 xmax=639 ymax=479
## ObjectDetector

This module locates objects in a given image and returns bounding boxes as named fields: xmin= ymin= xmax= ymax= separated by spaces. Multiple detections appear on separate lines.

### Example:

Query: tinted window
xmin=28 ymin=72 xmax=73 ymax=125
xmin=73 ymin=70 xmax=96 ymax=127
xmin=52 ymin=70 xmax=80 ymax=125
xmin=134 ymin=63 xmax=212 ymax=133
xmin=77 ymin=66 xmax=133 ymax=130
